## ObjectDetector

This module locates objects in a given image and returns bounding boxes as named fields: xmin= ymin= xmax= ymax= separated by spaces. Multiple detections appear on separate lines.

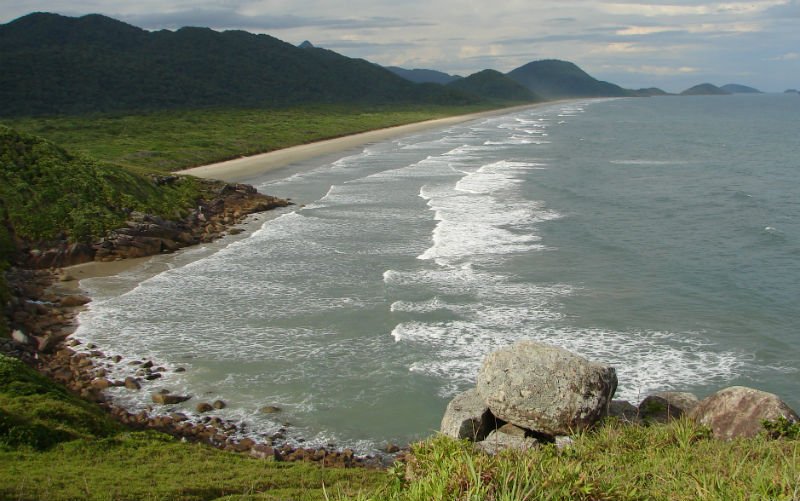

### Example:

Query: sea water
xmin=75 ymin=95 xmax=800 ymax=451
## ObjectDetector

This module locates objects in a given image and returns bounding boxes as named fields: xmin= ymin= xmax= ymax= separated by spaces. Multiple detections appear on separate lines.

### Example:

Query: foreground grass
xmin=358 ymin=422 xmax=800 ymax=501
xmin=3 ymin=104 xmax=499 ymax=173
xmin=0 ymin=355 xmax=384 ymax=501
xmin=2 ymin=350 xmax=799 ymax=500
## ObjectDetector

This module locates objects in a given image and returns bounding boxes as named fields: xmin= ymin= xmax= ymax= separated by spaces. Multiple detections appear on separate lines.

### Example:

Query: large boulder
xmin=689 ymin=386 xmax=799 ymax=440
xmin=476 ymin=341 xmax=617 ymax=436
xmin=440 ymin=389 xmax=496 ymax=441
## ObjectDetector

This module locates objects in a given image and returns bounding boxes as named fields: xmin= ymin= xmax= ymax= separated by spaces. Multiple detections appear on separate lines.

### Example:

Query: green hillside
xmin=0 ymin=12 xmax=478 ymax=116
xmin=507 ymin=59 xmax=632 ymax=99
xmin=447 ymin=69 xmax=540 ymax=102
xmin=0 ymin=125 xmax=202 ymax=247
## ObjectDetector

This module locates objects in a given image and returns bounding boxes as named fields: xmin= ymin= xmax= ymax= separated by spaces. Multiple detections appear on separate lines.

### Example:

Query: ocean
xmin=75 ymin=94 xmax=800 ymax=451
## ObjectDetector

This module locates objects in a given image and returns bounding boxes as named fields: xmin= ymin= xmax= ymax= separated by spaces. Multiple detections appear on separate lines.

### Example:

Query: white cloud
xmin=769 ymin=52 xmax=800 ymax=60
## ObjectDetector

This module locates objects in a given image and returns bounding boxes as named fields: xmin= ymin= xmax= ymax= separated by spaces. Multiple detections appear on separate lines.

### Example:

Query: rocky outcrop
xmin=689 ymin=386 xmax=799 ymax=440
xmin=22 ymin=181 xmax=290 ymax=268
xmin=440 ymin=388 xmax=497 ymax=441
xmin=476 ymin=341 xmax=617 ymax=436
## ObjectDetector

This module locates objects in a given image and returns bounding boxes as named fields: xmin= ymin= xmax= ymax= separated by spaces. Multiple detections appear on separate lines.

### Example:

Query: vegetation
xmin=355 ymin=421 xmax=800 ymax=501
xmin=0 ymin=13 xmax=478 ymax=117
xmin=3 ymin=104 xmax=498 ymax=173
xmin=0 ymin=125 xmax=206 ymax=245
xmin=506 ymin=59 xmax=633 ymax=100
xmin=0 ymin=354 xmax=384 ymax=501
xmin=447 ymin=70 xmax=539 ymax=103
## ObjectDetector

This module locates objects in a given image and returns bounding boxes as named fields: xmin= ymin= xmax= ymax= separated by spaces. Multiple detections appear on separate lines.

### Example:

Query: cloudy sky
xmin=2 ymin=0 xmax=799 ymax=92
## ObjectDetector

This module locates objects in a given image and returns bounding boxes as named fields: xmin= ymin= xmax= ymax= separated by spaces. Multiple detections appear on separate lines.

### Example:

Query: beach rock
xmin=11 ymin=329 xmax=33 ymax=346
xmin=125 ymin=376 xmax=142 ymax=390
xmin=260 ymin=405 xmax=282 ymax=414
xmin=477 ymin=429 xmax=539 ymax=455
xmin=476 ymin=341 xmax=617 ymax=436
xmin=440 ymin=388 xmax=497 ymax=441
xmin=196 ymin=402 xmax=213 ymax=413
xmin=689 ymin=386 xmax=799 ymax=440
xmin=152 ymin=393 xmax=191 ymax=405
xmin=638 ymin=392 xmax=700 ymax=423
xmin=212 ymin=400 xmax=226 ymax=410
xmin=60 ymin=294 xmax=91 ymax=307
xmin=604 ymin=400 xmax=641 ymax=424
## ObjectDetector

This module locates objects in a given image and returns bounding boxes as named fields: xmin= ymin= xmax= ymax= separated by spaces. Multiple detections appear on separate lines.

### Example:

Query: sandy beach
xmin=177 ymin=103 xmax=543 ymax=183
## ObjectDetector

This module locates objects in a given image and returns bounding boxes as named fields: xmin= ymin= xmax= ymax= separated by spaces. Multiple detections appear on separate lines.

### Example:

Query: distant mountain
xmin=680 ymin=83 xmax=731 ymax=96
xmin=387 ymin=66 xmax=462 ymax=85
xmin=0 ymin=12 xmax=478 ymax=116
xmin=506 ymin=59 xmax=632 ymax=99
xmin=298 ymin=40 xmax=315 ymax=49
xmin=784 ymin=89 xmax=799 ymax=94
xmin=446 ymin=69 xmax=538 ymax=102
xmin=631 ymin=87 xmax=671 ymax=97
xmin=720 ymin=84 xmax=762 ymax=94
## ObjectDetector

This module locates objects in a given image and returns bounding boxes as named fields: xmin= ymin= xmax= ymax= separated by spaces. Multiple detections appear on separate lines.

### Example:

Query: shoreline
xmin=177 ymin=102 xmax=546 ymax=183
xmin=4 ymin=100 xmax=561 ymax=461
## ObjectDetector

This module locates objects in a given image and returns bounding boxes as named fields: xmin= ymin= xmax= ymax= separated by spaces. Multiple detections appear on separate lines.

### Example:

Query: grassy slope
xmin=3 ymin=104 xmax=498 ymax=173
xmin=0 ymin=354 xmax=385 ymax=501
xmin=361 ymin=425 xmax=800 ymax=501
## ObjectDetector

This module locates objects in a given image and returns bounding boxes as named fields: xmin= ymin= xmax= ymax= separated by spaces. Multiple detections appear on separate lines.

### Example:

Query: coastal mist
xmin=75 ymin=95 xmax=800 ymax=452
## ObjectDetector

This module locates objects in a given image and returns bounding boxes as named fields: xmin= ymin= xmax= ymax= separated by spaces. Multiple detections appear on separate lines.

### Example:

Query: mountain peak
xmin=298 ymin=40 xmax=315 ymax=49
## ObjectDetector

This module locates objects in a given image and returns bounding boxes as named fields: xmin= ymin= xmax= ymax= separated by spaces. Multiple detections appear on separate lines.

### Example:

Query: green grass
xmin=0 ymin=354 xmax=384 ymax=501
xmin=3 ymin=104 xmax=500 ymax=173
xmin=353 ymin=421 xmax=800 ymax=501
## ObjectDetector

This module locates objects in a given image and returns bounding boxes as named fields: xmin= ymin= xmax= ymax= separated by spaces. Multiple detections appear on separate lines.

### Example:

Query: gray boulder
xmin=476 ymin=341 xmax=617 ymax=436
xmin=604 ymin=400 xmax=641 ymax=424
xmin=689 ymin=386 xmax=799 ymax=440
xmin=638 ymin=392 xmax=700 ymax=423
xmin=440 ymin=388 xmax=496 ymax=441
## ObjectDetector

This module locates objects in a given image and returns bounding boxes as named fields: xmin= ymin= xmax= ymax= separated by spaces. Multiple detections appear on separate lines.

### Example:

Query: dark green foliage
xmin=386 ymin=66 xmax=462 ymax=85
xmin=506 ymin=59 xmax=633 ymax=99
xmin=0 ymin=125 xmax=203 ymax=245
xmin=763 ymin=417 xmax=800 ymax=439
xmin=447 ymin=69 xmax=539 ymax=102
xmin=0 ymin=12 xmax=479 ymax=117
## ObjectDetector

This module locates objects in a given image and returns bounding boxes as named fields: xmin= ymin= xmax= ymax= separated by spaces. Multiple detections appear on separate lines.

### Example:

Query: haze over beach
xmin=1 ymin=0 xmax=799 ymax=93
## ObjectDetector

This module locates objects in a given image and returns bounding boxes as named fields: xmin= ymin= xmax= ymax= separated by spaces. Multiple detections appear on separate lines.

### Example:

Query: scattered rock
xmin=639 ymin=392 xmax=700 ymax=424
xmin=196 ymin=402 xmax=214 ymax=413
xmin=152 ymin=393 xmax=191 ymax=405
xmin=384 ymin=443 xmax=401 ymax=454
xmin=212 ymin=400 xmax=226 ymax=410
xmin=689 ymin=386 xmax=799 ymax=440
xmin=60 ymin=294 xmax=91 ymax=307
xmin=11 ymin=329 xmax=33 ymax=346
xmin=440 ymin=388 xmax=497 ymax=441
xmin=260 ymin=405 xmax=282 ymax=414
xmin=477 ymin=429 xmax=539 ymax=455
xmin=604 ymin=400 xmax=641 ymax=424
xmin=476 ymin=341 xmax=617 ymax=436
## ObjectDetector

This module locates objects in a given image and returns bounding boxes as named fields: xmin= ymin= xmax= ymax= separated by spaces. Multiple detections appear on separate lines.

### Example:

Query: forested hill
xmin=507 ymin=59 xmax=633 ymax=99
xmin=0 ymin=12 xmax=478 ymax=116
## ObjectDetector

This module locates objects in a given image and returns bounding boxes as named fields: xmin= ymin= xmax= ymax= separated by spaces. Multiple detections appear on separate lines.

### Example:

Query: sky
xmin=2 ymin=0 xmax=799 ymax=92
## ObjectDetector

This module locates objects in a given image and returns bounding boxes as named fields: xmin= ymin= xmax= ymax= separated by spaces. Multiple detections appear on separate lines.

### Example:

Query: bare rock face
xmin=638 ymin=391 xmax=700 ymax=423
xmin=476 ymin=341 xmax=617 ymax=436
xmin=440 ymin=389 xmax=497 ymax=441
xmin=689 ymin=386 xmax=799 ymax=440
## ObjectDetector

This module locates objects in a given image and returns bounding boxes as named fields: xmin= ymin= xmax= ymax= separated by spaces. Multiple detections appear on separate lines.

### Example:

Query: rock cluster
xmin=442 ymin=341 xmax=800 ymax=453
xmin=21 ymin=181 xmax=290 ymax=268
xmin=442 ymin=341 xmax=618 ymax=452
